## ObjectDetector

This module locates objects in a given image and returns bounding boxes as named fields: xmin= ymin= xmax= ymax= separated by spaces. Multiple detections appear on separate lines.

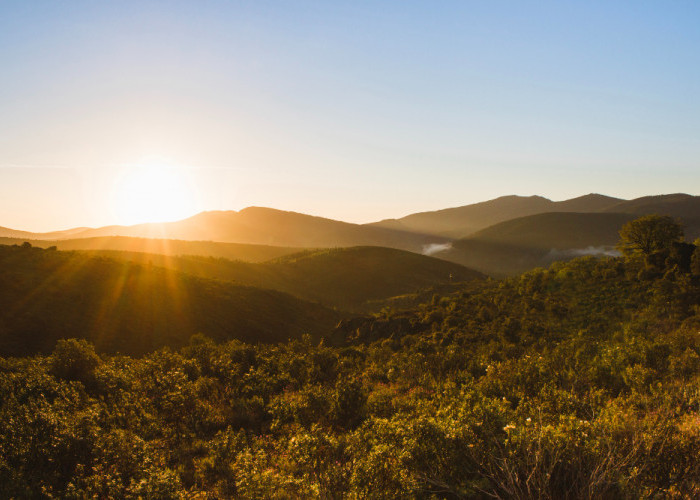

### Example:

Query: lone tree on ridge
xmin=617 ymin=214 xmax=684 ymax=257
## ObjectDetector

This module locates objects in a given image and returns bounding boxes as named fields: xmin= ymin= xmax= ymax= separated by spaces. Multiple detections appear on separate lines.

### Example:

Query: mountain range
xmin=372 ymin=193 xmax=700 ymax=238
xmin=2 ymin=193 xmax=699 ymax=276
xmin=2 ymin=192 xmax=699 ymax=355
xmin=1 ymin=207 xmax=447 ymax=253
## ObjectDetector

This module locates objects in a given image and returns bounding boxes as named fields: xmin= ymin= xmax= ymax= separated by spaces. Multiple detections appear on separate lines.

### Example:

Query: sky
xmin=1 ymin=1 xmax=699 ymax=231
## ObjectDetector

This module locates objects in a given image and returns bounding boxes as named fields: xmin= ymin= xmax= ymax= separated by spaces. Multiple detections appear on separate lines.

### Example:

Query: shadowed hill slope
xmin=433 ymin=212 xmax=635 ymax=276
xmin=0 ymin=245 xmax=340 ymax=356
xmin=76 ymin=246 xmax=485 ymax=312
xmin=433 ymin=240 xmax=550 ymax=277
xmin=467 ymin=212 xmax=636 ymax=249
xmin=434 ymin=210 xmax=700 ymax=277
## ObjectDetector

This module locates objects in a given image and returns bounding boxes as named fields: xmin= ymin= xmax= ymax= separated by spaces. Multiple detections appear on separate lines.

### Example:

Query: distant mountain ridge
xmin=371 ymin=193 xmax=626 ymax=238
xmin=0 ymin=225 xmax=91 ymax=240
xmin=431 ymin=208 xmax=700 ymax=277
xmin=1 ymin=194 xmax=698 ymax=266
xmin=602 ymin=194 xmax=700 ymax=219
xmin=0 ymin=207 xmax=447 ymax=253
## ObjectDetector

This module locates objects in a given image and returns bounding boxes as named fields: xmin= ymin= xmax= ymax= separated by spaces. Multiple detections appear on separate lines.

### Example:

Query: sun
xmin=111 ymin=159 xmax=200 ymax=225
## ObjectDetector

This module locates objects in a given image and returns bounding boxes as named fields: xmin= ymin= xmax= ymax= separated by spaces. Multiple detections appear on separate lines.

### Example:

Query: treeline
xmin=2 ymin=238 xmax=700 ymax=497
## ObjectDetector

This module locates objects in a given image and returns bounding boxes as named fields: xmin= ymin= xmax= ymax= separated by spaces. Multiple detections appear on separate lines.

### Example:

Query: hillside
xmin=606 ymin=193 xmax=700 ymax=220
xmin=370 ymin=193 xmax=700 ymax=239
xmin=0 ymin=244 xmax=340 ymax=356
xmin=371 ymin=195 xmax=555 ymax=237
xmin=0 ymin=235 xmax=302 ymax=262
xmin=4 ymin=250 xmax=700 ymax=497
xmin=554 ymin=193 xmax=625 ymax=212
xmin=0 ymin=225 xmax=91 ymax=240
xmin=76 ymin=246 xmax=484 ymax=312
xmin=432 ymin=239 xmax=549 ymax=277
xmin=4 ymin=194 xmax=698 ymax=253
xmin=370 ymin=194 xmax=624 ymax=237
xmin=431 ymin=210 xmax=700 ymax=276
xmin=19 ymin=208 xmax=446 ymax=252
xmin=467 ymin=212 xmax=635 ymax=249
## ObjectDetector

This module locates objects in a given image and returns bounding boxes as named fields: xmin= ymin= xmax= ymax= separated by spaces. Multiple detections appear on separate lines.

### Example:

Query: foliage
xmin=2 ymin=240 xmax=700 ymax=497
xmin=617 ymin=214 xmax=684 ymax=257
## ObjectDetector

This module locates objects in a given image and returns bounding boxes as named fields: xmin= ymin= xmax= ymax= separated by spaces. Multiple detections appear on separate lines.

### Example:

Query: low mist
xmin=548 ymin=246 xmax=621 ymax=259
xmin=423 ymin=242 xmax=452 ymax=256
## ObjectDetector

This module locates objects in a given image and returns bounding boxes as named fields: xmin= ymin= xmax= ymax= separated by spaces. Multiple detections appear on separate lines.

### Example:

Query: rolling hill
xmin=0 ymin=244 xmax=341 ymax=356
xmin=0 ymin=225 xmax=91 ymax=240
xmin=370 ymin=194 xmax=624 ymax=238
xmin=467 ymin=212 xmax=635 ymax=249
xmin=0 ymin=235 xmax=303 ymax=263
xmin=76 ymin=246 xmax=484 ymax=312
xmin=6 ymin=208 xmax=447 ymax=252
xmin=432 ymin=212 xmax=635 ymax=276
xmin=432 ymin=210 xmax=700 ymax=276
xmin=602 ymin=194 xmax=700 ymax=222
xmin=3 ymin=194 xmax=698 ymax=280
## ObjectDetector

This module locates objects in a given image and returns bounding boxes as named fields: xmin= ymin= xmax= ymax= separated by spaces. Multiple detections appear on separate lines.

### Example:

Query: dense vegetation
xmin=0 ymin=244 xmax=339 ymax=356
xmin=2 ymin=225 xmax=700 ymax=498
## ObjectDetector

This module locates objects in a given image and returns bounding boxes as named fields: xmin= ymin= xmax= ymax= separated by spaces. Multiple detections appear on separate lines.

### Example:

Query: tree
xmin=49 ymin=338 xmax=102 ymax=385
xmin=617 ymin=215 xmax=684 ymax=258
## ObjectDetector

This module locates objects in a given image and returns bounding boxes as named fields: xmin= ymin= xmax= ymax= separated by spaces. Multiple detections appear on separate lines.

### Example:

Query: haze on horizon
xmin=1 ymin=1 xmax=699 ymax=232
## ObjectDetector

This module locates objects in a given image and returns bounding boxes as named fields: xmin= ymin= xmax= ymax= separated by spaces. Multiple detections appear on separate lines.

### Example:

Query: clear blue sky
xmin=1 ymin=1 xmax=699 ymax=230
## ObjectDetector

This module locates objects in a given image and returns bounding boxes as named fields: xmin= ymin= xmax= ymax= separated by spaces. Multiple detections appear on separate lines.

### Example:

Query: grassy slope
xmin=0 ymin=245 xmax=340 ymax=356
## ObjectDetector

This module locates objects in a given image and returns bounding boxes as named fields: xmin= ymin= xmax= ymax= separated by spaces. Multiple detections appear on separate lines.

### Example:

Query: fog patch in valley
xmin=548 ymin=246 xmax=621 ymax=259
xmin=422 ymin=242 xmax=452 ymax=256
